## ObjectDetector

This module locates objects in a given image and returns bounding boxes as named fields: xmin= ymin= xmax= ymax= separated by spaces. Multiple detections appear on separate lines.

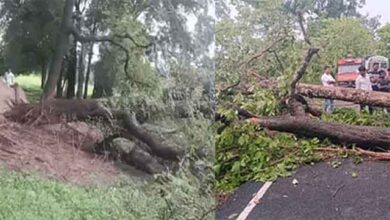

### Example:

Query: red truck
xmin=336 ymin=55 xmax=389 ymax=88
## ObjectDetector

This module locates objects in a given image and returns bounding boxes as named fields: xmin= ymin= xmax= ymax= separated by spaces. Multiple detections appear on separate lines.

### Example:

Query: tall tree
xmin=0 ymin=0 xmax=62 ymax=77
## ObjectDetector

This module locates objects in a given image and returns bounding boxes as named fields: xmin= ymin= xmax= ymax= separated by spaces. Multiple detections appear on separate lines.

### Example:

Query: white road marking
xmin=236 ymin=181 xmax=273 ymax=220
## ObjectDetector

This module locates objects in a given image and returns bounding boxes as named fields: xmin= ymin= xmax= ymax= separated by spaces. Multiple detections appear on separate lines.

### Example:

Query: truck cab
xmin=336 ymin=57 xmax=362 ymax=88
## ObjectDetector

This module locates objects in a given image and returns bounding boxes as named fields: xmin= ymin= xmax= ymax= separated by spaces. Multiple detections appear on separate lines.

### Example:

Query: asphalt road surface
xmin=217 ymin=159 xmax=390 ymax=220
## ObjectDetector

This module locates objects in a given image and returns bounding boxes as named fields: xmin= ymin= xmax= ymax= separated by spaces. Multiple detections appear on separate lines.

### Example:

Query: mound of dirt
xmin=0 ymin=119 xmax=122 ymax=185
xmin=0 ymin=81 xmax=28 ymax=114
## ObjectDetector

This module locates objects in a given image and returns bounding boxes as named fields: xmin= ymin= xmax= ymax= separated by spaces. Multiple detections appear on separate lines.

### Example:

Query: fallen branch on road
xmin=297 ymin=83 xmax=390 ymax=108
xmin=316 ymin=147 xmax=390 ymax=161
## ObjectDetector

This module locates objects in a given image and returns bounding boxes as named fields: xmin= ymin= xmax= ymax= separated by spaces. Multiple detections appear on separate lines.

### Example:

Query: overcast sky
xmin=360 ymin=0 xmax=390 ymax=25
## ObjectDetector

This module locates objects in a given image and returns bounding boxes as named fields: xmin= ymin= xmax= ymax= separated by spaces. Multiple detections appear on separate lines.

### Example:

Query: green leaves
xmin=322 ymin=108 xmax=390 ymax=127
xmin=215 ymin=117 xmax=324 ymax=192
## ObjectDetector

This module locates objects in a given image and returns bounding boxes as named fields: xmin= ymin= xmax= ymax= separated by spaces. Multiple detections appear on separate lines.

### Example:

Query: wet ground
xmin=217 ymin=159 xmax=390 ymax=220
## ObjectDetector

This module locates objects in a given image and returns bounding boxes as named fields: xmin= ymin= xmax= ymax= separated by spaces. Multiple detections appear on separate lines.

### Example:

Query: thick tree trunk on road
xmin=297 ymin=83 xmax=390 ymax=107
xmin=250 ymin=116 xmax=390 ymax=151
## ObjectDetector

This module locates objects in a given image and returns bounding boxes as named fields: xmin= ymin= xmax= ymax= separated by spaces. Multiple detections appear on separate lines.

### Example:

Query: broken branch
xmin=289 ymin=48 xmax=319 ymax=96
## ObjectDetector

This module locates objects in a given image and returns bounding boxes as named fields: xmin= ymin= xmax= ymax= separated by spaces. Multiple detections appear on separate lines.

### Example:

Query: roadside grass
xmin=16 ymin=74 xmax=42 ymax=103
xmin=0 ymin=169 xmax=214 ymax=220
xmin=15 ymin=74 xmax=94 ymax=103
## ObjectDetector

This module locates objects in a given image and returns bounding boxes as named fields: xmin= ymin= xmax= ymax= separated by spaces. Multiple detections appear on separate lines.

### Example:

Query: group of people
xmin=321 ymin=63 xmax=390 ymax=114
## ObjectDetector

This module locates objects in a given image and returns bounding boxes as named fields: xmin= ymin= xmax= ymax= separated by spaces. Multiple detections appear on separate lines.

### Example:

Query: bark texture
xmin=6 ymin=99 xmax=184 ymax=162
xmin=42 ymin=0 xmax=75 ymax=101
xmin=250 ymin=116 xmax=390 ymax=151
xmin=297 ymin=83 xmax=390 ymax=107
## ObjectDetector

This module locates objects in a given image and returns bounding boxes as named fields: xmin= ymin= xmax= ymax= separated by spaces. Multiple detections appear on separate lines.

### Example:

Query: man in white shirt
xmin=355 ymin=65 xmax=373 ymax=114
xmin=3 ymin=69 xmax=15 ymax=87
xmin=321 ymin=65 xmax=336 ymax=113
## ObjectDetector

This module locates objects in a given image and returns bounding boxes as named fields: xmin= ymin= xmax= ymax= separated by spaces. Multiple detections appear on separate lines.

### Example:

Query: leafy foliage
xmin=0 ymin=0 xmax=62 ymax=73
xmin=0 ymin=0 xmax=215 ymax=218
xmin=322 ymin=108 xmax=390 ymax=127
xmin=215 ymin=120 xmax=323 ymax=191
xmin=215 ymin=91 xmax=324 ymax=192
xmin=301 ymin=17 xmax=377 ymax=83
xmin=215 ymin=0 xmax=390 ymax=193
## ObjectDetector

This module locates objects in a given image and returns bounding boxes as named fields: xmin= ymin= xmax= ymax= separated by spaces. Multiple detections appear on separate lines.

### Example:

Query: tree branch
xmin=219 ymin=37 xmax=286 ymax=95
xmin=297 ymin=10 xmax=311 ymax=46
xmin=289 ymin=48 xmax=319 ymax=96
xmin=69 ymin=26 xmax=152 ymax=84
xmin=114 ymin=33 xmax=152 ymax=48
xmin=69 ymin=26 xmax=152 ymax=48
xmin=242 ymin=37 xmax=284 ymax=67
xmin=271 ymin=50 xmax=285 ymax=72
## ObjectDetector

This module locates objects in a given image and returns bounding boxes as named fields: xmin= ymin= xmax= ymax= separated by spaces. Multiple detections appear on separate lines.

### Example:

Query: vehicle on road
xmin=336 ymin=55 xmax=388 ymax=88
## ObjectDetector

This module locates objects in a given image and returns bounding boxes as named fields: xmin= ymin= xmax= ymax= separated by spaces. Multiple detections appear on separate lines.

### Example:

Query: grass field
xmin=16 ymin=74 xmax=42 ymax=103
xmin=0 ymin=169 xmax=212 ymax=220
xmin=0 ymin=170 xmax=169 ymax=220
xmin=16 ymin=74 xmax=94 ymax=103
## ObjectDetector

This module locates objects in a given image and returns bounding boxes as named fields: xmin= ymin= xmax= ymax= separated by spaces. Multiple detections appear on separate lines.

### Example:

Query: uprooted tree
xmin=0 ymin=0 xmax=214 ymax=175
xmin=215 ymin=0 xmax=390 ymax=153
xmin=4 ymin=99 xmax=185 ymax=174
xmin=217 ymin=47 xmax=390 ymax=152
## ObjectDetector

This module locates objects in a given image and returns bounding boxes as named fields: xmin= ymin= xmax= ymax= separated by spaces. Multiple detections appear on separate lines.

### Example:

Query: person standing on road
xmin=355 ymin=65 xmax=373 ymax=114
xmin=321 ymin=65 xmax=336 ymax=113
xmin=369 ymin=62 xmax=380 ymax=91
xmin=378 ymin=69 xmax=390 ymax=113
xmin=378 ymin=70 xmax=390 ymax=92
xmin=3 ymin=69 xmax=15 ymax=87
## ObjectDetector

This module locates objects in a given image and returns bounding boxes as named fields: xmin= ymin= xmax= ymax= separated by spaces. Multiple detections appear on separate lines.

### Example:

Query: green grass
xmin=0 ymin=169 xmax=214 ymax=220
xmin=16 ymin=74 xmax=42 ymax=103
xmin=15 ymin=74 xmax=94 ymax=103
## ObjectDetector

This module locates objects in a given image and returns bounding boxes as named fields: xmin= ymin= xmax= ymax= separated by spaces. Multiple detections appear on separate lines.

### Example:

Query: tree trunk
xmin=297 ymin=83 xmax=390 ymax=108
xmin=83 ymin=21 xmax=97 ymax=99
xmin=41 ymin=0 xmax=75 ymax=101
xmin=116 ymin=111 xmax=184 ymax=161
xmin=76 ymin=43 xmax=85 ymax=98
xmin=6 ymin=100 xmax=184 ymax=161
xmin=56 ymin=61 xmax=67 ymax=98
xmin=91 ymin=82 xmax=103 ymax=98
xmin=83 ymin=41 xmax=93 ymax=99
xmin=110 ymin=138 xmax=165 ymax=174
xmin=75 ymin=1 xmax=85 ymax=99
xmin=66 ymin=39 xmax=77 ymax=99
xmin=41 ymin=62 xmax=47 ymax=89
xmin=250 ymin=116 xmax=390 ymax=151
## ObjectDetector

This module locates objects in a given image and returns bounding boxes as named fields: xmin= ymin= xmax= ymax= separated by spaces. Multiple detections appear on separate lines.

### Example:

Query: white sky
xmin=359 ymin=0 xmax=390 ymax=25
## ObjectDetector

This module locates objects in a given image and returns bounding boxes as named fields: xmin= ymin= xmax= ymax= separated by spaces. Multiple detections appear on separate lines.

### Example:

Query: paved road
xmin=217 ymin=159 xmax=390 ymax=220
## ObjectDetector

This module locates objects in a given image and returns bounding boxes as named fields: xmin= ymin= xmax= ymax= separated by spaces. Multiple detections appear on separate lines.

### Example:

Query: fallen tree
xmin=220 ymin=69 xmax=390 ymax=109
xmin=297 ymin=83 xmax=390 ymax=107
xmin=249 ymin=115 xmax=390 ymax=151
xmin=5 ymin=99 xmax=184 ymax=174
xmin=218 ymin=105 xmax=390 ymax=151
xmin=217 ymin=47 xmax=390 ymax=152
